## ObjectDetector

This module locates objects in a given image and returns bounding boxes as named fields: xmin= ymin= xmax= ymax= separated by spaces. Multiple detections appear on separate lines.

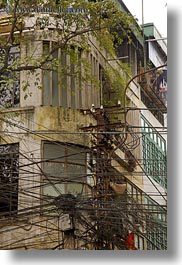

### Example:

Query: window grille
xmin=0 ymin=46 xmax=20 ymax=108
xmin=141 ymin=116 xmax=167 ymax=189
xmin=0 ymin=143 xmax=19 ymax=215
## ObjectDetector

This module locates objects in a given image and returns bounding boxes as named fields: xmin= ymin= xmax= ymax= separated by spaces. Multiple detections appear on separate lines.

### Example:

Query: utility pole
xmin=142 ymin=0 xmax=147 ymax=70
xmin=81 ymin=105 xmax=132 ymax=249
xmin=89 ymin=107 xmax=113 ymax=249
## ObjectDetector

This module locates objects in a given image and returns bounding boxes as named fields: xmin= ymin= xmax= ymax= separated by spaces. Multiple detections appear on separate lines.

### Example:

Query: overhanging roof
xmin=143 ymin=23 xmax=167 ymax=56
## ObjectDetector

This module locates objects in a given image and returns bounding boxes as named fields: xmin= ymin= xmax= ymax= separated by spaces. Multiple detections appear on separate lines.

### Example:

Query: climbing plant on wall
xmin=0 ymin=0 xmax=139 ymax=104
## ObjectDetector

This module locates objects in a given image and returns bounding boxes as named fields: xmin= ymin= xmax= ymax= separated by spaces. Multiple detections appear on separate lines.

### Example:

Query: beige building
xmin=0 ymin=1 xmax=167 ymax=250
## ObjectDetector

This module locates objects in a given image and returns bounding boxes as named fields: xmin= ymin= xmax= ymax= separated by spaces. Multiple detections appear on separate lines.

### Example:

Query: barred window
xmin=145 ymin=196 xmax=167 ymax=250
xmin=0 ymin=46 xmax=20 ymax=108
xmin=141 ymin=116 xmax=167 ymax=189
xmin=0 ymin=143 xmax=19 ymax=215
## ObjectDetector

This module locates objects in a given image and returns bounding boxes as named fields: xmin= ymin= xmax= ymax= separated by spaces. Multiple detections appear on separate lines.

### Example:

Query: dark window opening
xmin=101 ymin=68 xmax=116 ymax=106
xmin=0 ymin=46 xmax=20 ymax=108
xmin=141 ymin=91 xmax=164 ymax=125
xmin=0 ymin=143 xmax=19 ymax=215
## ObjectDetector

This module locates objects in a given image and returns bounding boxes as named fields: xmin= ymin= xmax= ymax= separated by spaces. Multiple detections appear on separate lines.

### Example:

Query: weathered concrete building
xmin=0 ymin=0 xmax=167 ymax=250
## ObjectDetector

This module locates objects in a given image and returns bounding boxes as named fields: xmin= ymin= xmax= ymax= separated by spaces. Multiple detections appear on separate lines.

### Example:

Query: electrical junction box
xmin=59 ymin=214 xmax=73 ymax=231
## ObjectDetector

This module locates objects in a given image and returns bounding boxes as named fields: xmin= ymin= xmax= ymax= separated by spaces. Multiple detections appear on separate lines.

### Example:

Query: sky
xmin=122 ymin=0 xmax=167 ymax=37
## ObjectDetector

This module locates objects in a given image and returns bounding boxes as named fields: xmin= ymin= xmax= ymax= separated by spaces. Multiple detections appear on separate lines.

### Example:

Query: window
xmin=42 ymin=41 xmax=101 ymax=109
xmin=42 ymin=142 xmax=89 ymax=200
xmin=0 ymin=46 xmax=20 ymax=108
xmin=134 ymin=235 xmax=144 ymax=250
xmin=145 ymin=196 xmax=167 ymax=250
xmin=42 ymin=41 xmax=58 ymax=106
xmin=127 ymin=182 xmax=142 ymax=204
xmin=129 ymin=44 xmax=137 ymax=75
xmin=42 ymin=42 xmax=84 ymax=109
xmin=0 ymin=143 xmax=19 ymax=215
xmin=140 ymin=91 xmax=165 ymax=125
xmin=127 ymin=181 xmax=167 ymax=250
xmin=126 ymin=182 xmax=145 ymax=250
xmin=101 ymin=68 xmax=117 ymax=106
xmin=141 ymin=116 xmax=167 ymax=189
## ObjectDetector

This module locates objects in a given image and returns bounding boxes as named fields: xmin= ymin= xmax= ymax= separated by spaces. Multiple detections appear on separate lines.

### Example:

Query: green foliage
xmin=0 ymin=0 xmax=137 ymax=104
xmin=0 ymin=0 xmax=6 ymax=8
xmin=102 ymin=63 xmax=131 ymax=107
